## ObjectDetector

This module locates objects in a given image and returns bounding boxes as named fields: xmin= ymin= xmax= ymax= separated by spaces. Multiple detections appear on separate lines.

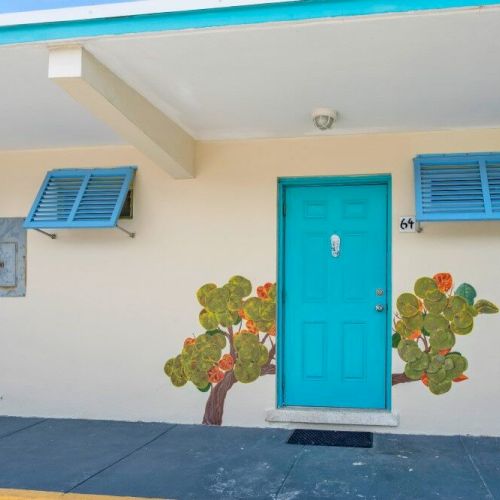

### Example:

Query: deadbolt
xmin=375 ymin=304 xmax=385 ymax=312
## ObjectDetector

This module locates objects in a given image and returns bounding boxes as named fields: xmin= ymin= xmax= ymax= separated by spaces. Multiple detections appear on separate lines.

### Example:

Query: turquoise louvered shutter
xmin=24 ymin=167 xmax=136 ymax=229
xmin=414 ymin=153 xmax=500 ymax=221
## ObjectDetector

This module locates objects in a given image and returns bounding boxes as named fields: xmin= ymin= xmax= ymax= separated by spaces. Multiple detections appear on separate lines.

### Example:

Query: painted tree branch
xmin=392 ymin=372 xmax=416 ymax=385
xmin=261 ymin=364 xmax=276 ymax=375
xmin=260 ymin=341 xmax=276 ymax=373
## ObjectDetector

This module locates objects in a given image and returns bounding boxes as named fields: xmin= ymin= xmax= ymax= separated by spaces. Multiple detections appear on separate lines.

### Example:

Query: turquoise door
xmin=281 ymin=178 xmax=390 ymax=409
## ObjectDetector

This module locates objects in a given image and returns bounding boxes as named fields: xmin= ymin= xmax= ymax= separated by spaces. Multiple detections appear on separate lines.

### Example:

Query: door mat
xmin=287 ymin=429 xmax=373 ymax=448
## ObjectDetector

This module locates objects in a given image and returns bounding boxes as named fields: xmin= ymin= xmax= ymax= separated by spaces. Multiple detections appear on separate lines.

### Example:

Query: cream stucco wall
xmin=1 ymin=127 xmax=500 ymax=436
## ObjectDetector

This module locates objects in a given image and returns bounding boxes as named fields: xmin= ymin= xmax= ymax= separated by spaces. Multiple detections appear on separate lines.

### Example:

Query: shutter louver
xmin=486 ymin=163 xmax=500 ymax=214
xmin=24 ymin=167 xmax=136 ymax=229
xmin=420 ymin=163 xmax=485 ymax=217
xmin=414 ymin=154 xmax=500 ymax=221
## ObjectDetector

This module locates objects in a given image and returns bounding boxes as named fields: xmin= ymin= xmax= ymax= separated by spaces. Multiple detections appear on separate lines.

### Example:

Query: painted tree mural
xmin=392 ymin=273 xmax=498 ymax=394
xmin=164 ymin=272 xmax=499 ymax=426
xmin=164 ymin=276 xmax=276 ymax=425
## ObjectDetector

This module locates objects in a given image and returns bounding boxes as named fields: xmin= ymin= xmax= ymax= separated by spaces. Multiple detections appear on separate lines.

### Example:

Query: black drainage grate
xmin=287 ymin=429 xmax=373 ymax=448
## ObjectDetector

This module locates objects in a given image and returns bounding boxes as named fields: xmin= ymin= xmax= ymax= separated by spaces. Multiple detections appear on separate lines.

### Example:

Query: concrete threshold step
xmin=266 ymin=407 xmax=399 ymax=427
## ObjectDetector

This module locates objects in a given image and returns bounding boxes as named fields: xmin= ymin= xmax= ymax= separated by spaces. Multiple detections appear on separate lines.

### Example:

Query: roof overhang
xmin=0 ymin=5 xmax=500 ymax=173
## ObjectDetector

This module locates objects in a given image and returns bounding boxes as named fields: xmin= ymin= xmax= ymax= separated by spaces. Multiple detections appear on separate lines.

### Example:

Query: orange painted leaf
xmin=421 ymin=373 xmax=429 ymax=386
xmin=438 ymin=349 xmax=451 ymax=356
xmin=184 ymin=337 xmax=196 ymax=347
xmin=246 ymin=320 xmax=258 ymax=333
xmin=433 ymin=273 xmax=453 ymax=293
xmin=409 ymin=330 xmax=421 ymax=340
xmin=453 ymin=374 xmax=469 ymax=382
xmin=208 ymin=366 xmax=225 ymax=384
xmin=218 ymin=354 xmax=235 ymax=371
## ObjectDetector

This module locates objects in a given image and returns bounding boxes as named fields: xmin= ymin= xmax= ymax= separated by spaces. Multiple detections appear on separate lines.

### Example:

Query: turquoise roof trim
xmin=1 ymin=0 xmax=500 ymax=45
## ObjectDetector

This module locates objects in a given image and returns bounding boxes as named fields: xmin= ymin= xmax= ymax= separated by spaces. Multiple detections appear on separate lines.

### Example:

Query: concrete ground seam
xmin=459 ymin=435 xmax=495 ymax=500
xmin=64 ymin=424 xmax=178 ymax=495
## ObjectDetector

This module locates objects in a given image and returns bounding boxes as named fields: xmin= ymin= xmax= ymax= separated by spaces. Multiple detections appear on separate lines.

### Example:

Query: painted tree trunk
xmin=202 ymin=371 xmax=237 ymax=425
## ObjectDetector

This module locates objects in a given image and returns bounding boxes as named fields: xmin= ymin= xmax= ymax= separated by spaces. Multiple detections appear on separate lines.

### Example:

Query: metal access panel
xmin=0 ymin=218 xmax=26 ymax=297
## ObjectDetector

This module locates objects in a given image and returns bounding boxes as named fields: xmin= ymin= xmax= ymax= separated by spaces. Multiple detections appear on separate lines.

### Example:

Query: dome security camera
xmin=312 ymin=108 xmax=338 ymax=131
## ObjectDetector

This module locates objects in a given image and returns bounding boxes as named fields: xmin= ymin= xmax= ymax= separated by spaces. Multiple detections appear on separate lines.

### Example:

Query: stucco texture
xmin=1 ymin=127 xmax=500 ymax=435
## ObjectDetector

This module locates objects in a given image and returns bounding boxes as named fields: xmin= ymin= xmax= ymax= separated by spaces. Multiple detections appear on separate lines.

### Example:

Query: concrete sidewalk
xmin=0 ymin=417 xmax=498 ymax=499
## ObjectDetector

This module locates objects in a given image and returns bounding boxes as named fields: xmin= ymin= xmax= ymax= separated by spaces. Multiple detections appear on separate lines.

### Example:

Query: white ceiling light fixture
xmin=312 ymin=108 xmax=338 ymax=131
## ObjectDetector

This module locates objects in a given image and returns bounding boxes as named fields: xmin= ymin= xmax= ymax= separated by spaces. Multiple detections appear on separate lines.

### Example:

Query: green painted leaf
xmin=408 ymin=352 xmax=430 ymax=371
xmin=215 ymin=310 xmax=240 ymax=327
xmin=234 ymin=361 xmax=261 ymax=383
xmin=424 ymin=295 xmax=447 ymax=314
xmin=392 ymin=333 xmax=401 ymax=348
xmin=199 ymin=309 xmax=219 ymax=330
xmin=429 ymin=377 xmax=452 ymax=395
xmin=226 ymin=293 xmax=243 ymax=312
xmin=427 ymin=354 xmax=445 ymax=374
xmin=444 ymin=353 xmax=468 ymax=378
xmin=427 ymin=366 xmax=448 ymax=383
xmin=455 ymin=283 xmax=477 ymax=306
xmin=403 ymin=313 xmax=424 ymax=331
xmin=429 ymin=329 xmax=456 ymax=350
xmin=243 ymin=297 xmax=262 ymax=320
xmin=450 ymin=321 xmax=473 ymax=335
xmin=260 ymin=301 xmax=276 ymax=321
xmin=206 ymin=328 xmax=224 ymax=336
xmin=228 ymin=275 xmax=252 ymax=297
xmin=404 ymin=363 xmax=425 ymax=380
xmin=426 ymin=289 xmax=446 ymax=303
xmin=423 ymin=314 xmax=449 ymax=334
xmin=205 ymin=287 xmax=230 ymax=313
xmin=414 ymin=277 xmax=437 ymax=298
xmin=196 ymin=283 xmax=217 ymax=307
xmin=164 ymin=358 xmax=175 ymax=377
xmin=395 ymin=320 xmax=411 ymax=339
xmin=397 ymin=340 xmax=423 ymax=362
xmin=171 ymin=373 xmax=188 ymax=387
xmin=474 ymin=299 xmax=500 ymax=314
xmin=453 ymin=310 xmax=474 ymax=329
xmin=267 ymin=284 xmax=277 ymax=301
xmin=197 ymin=383 xmax=211 ymax=392
xmin=397 ymin=293 xmax=420 ymax=318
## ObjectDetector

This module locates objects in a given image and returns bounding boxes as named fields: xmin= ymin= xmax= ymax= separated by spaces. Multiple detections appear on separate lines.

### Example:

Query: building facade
xmin=1 ymin=0 xmax=500 ymax=436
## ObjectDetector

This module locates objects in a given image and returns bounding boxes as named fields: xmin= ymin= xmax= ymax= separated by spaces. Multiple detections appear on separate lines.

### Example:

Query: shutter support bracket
xmin=33 ymin=227 xmax=135 ymax=239
xmin=35 ymin=229 xmax=57 ymax=240
xmin=117 ymin=225 xmax=136 ymax=238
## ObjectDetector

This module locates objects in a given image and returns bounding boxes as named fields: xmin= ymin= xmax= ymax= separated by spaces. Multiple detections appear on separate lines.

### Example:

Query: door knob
xmin=375 ymin=304 xmax=384 ymax=312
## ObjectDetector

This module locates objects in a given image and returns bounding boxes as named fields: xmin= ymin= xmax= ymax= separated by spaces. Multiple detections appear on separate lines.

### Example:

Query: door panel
xmin=282 ymin=182 xmax=388 ymax=409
